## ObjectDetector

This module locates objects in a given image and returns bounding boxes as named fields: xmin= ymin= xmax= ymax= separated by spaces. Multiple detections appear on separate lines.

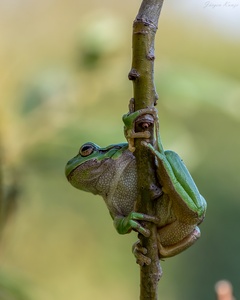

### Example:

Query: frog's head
xmin=65 ymin=142 xmax=128 ymax=194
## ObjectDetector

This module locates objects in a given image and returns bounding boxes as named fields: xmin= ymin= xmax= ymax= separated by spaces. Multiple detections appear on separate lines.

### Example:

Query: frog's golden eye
xmin=79 ymin=144 xmax=95 ymax=157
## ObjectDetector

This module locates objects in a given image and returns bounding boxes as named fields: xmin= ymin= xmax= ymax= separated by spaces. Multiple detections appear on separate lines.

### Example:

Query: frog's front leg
xmin=122 ymin=107 xmax=157 ymax=152
xmin=113 ymin=212 xmax=161 ymax=265
xmin=113 ymin=212 xmax=159 ymax=237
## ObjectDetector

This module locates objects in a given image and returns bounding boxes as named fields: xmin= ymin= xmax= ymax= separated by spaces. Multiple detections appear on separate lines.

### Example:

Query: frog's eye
xmin=79 ymin=144 xmax=95 ymax=157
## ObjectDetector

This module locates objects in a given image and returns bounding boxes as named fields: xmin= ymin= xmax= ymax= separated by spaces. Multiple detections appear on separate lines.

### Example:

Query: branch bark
xmin=128 ymin=1 xmax=164 ymax=299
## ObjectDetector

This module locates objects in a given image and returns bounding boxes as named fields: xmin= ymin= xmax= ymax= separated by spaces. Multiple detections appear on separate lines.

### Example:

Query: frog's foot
xmin=132 ymin=240 xmax=151 ymax=266
xmin=126 ymin=131 xmax=151 ymax=152
xmin=114 ymin=212 xmax=159 ymax=237
xmin=157 ymin=227 xmax=201 ymax=259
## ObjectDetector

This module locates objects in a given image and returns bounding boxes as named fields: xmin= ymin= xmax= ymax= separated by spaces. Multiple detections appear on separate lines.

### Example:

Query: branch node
xmin=135 ymin=114 xmax=154 ymax=132
xmin=147 ymin=52 xmax=155 ymax=61
xmin=128 ymin=68 xmax=140 ymax=81
xmin=135 ymin=18 xmax=158 ymax=32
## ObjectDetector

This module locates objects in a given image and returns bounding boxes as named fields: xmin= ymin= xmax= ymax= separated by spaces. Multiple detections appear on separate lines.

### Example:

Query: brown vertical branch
xmin=0 ymin=139 xmax=5 ymax=234
xmin=128 ymin=0 xmax=164 ymax=299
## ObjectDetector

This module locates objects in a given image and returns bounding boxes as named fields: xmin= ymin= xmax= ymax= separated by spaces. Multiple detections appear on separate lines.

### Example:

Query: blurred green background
xmin=0 ymin=0 xmax=240 ymax=299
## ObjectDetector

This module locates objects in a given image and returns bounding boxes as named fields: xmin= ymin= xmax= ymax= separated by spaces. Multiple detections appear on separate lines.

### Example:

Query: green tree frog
xmin=65 ymin=107 xmax=206 ymax=265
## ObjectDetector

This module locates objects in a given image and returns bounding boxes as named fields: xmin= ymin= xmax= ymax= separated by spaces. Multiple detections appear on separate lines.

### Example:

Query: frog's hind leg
xmin=157 ymin=224 xmax=201 ymax=259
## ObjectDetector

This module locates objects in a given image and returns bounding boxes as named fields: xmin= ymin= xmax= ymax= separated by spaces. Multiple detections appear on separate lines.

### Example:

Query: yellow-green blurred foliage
xmin=0 ymin=0 xmax=240 ymax=299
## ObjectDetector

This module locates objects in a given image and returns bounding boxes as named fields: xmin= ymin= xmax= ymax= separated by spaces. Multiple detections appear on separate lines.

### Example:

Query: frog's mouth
xmin=65 ymin=156 xmax=103 ymax=180
xmin=66 ymin=157 xmax=114 ymax=194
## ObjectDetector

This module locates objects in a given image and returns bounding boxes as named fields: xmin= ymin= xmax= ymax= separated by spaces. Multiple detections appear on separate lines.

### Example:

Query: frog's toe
xmin=132 ymin=240 xmax=151 ymax=266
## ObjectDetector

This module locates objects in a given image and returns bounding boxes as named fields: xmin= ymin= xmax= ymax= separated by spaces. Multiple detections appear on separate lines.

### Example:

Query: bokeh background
xmin=1 ymin=0 xmax=240 ymax=299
